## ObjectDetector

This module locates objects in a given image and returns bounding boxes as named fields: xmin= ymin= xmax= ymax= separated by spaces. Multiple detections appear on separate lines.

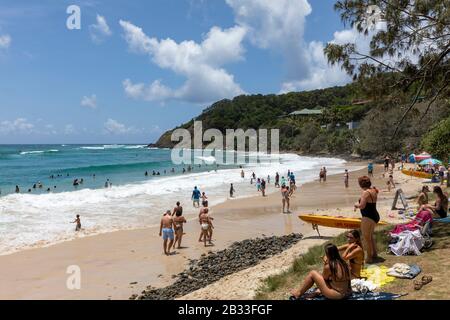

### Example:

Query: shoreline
xmin=0 ymin=161 xmax=421 ymax=299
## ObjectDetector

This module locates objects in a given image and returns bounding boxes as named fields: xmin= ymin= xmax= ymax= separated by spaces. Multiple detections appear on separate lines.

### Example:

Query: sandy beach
xmin=0 ymin=162 xmax=424 ymax=300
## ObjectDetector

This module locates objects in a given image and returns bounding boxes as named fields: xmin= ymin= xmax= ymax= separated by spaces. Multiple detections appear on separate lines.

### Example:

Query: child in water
xmin=71 ymin=215 xmax=81 ymax=231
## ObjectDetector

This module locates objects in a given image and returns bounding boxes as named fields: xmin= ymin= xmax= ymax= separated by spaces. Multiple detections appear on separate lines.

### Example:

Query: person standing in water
xmin=323 ymin=167 xmax=327 ymax=182
xmin=241 ymin=170 xmax=245 ymax=178
xmin=192 ymin=186 xmax=201 ymax=208
xmin=71 ymin=215 xmax=81 ymax=231
xmin=281 ymin=185 xmax=290 ymax=213
xmin=319 ymin=168 xmax=325 ymax=183
xmin=261 ymin=179 xmax=266 ymax=197
xmin=344 ymin=170 xmax=349 ymax=188
xmin=201 ymin=192 xmax=208 ymax=207
xmin=275 ymin=172 xmax=280 ymax=187
xmin=230 ymin=183 xmax=235 ymax=198
xmin=15 ymin=185 xmax=20 ymax=193
xmin=159 ymin=211 xmax=175 ymax=255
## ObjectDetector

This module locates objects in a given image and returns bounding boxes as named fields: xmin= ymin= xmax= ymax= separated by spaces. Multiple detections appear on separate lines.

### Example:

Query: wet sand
xmin=0 ymin=162 xmax=423 ymax=300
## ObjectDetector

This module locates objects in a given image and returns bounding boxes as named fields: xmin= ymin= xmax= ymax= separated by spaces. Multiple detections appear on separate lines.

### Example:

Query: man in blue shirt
xmin=192 ymin=186 xmax=201 ymax=208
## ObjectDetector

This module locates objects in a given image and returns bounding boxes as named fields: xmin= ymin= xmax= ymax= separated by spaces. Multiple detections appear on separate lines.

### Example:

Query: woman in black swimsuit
xmin=354 ymin=176 xmax=380 ymax=264
xmin=420 ymin=186 xmax=448 ymax=218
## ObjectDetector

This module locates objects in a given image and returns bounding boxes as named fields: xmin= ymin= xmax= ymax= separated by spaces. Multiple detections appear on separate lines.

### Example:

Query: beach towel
xmin=360 ymin=265 xmax=396 ymax=287
xmin=289 ymin=288 xmax=404 ymax=301
xmin=387 ymin=264 xmax=421 ymax=279
xmin=389 ymin=229 xmax=424 ymax=256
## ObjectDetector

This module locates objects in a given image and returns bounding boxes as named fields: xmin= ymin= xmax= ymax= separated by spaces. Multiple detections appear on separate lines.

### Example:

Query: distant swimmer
xmin=105 ymin=179 xmax=110 ymax=188
xmin=71 ymin=214 xmax=81 ymax=231
xmin=192 ymin=186 xmax=201 ymax=208
xmin=171 ymin=168 xmax=175 ymax=173
xmin=38 ymin=182 xmax=43 ymax=188
xmin=159 ymin=211 xmax=175 ymax=255
xmin=33 ymin=184 xmax=37 ymax=189
xmin=145 ymin=171 xmax=148 ymax=176
xmin=241 ymin=170 xmax=245 ymax=178
xmin=152 ymin=170 xmax=156 ymax=176
xmin=47 ymin=188 xmax=51 ymax=192
xmin=157 ymin=172 xmax=160 ymax=176
xmin=252 ymin=172 xmax=256 ymax=180
xmin=15 ymin=185 xmax=20 ymax=193
xmin=28 ymin=189 xmax=31 ymax=193
xmin=80 ymin=178 xmax=84 ymax=184
xmin=73 ymin=179 xmax=79 ymax=186
xmin=183 ymin=168 xmax=186 ymax=174
xmin=230 ymin=183 xmax=235 ymax=198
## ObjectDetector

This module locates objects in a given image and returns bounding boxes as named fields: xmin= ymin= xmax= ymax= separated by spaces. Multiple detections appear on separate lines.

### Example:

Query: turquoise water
xmin=0 ymin=144 xmax=219 ymax=196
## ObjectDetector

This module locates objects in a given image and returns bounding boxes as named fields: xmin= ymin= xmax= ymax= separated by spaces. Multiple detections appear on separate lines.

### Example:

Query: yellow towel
xmin=360 ymin=265 xmax=396 ymax=288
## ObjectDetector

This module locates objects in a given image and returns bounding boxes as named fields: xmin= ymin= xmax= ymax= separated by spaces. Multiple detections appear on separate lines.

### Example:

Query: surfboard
xmin=401 ymin=169 xmax=433 ymax=179
xmin=298 ymin=214 xmax=388 ymax=229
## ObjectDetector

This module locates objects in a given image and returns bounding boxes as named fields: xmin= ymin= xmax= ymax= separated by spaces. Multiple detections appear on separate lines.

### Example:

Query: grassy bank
xmin=255 ymin=222 xmax=450 ymax=300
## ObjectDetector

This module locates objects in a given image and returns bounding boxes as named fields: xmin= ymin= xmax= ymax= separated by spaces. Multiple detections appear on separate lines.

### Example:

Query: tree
xmin=325 ymin=0 xmax=450 ymax=136
xmin=421 ymin=116 xmax=450 ymax=164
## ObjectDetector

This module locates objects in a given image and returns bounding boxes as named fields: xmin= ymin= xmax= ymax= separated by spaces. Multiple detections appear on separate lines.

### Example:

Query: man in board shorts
xmin=159 ymin=211 xmax=175 ymax=255
xmin=192 ymin=186 xmax=201 ymax=208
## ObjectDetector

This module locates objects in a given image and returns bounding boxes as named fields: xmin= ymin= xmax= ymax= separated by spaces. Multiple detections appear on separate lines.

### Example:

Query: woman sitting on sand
xmin=417 ymin=186 xmax=430 ymax=207
xmin=354 ymin=176 xmax=380 ymax=264
xmin=420 ymin=186 xmax=448 ymax=218
xmin=338 ymin=230 xmax=364 ymax=278
xmin=290 ymin=244 xmax=352 ymax=300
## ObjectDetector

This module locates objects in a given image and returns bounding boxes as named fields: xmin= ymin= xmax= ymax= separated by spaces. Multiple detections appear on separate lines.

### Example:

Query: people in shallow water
xmin=71 ymin=214 xmax=81 ymax=231
xmin=15 ymin=185 xmax=20 ymax=193
xmin=145 ymin=171 xmax=148 ymax=176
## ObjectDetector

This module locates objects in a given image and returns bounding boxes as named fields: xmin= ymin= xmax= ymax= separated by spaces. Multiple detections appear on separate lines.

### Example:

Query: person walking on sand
xmin=173 ymin=210 xmax=187 ymax=249
xmin=261 ymin=179 xmax=266 ymax=197
xmin=344 ymin=170 xmax=349 ymax=188
xmin=354 ymin=176 xmax=380 ymax=264
xmin=387 ymin=174 xmax=395 ymax=192
xmin=275 ymin=172 xmax=280 ymax=188
xmin=159 ymin=211 xmax=175 ymax=255
xmin=384 ymin=156 xmax=390 ymax=173
xmin=199 ymin=209 xmax=214 ymax=247
xmin=280 ymin=176 xmax=287 ymax=187
xmin=368 ymin=162 xmax=374 ymax=177
xmin=192 ymin=186 xmax=201 ymax=208
xmin=71 ymin=214 xmax=81 ymax=231
xmin=241 ymin=170 xmax=245 ymax=178
xmin=201 ymin=192 xmax=208 ymax=207
xmin=172 ymin=201 xmax=183 ymax=216
xmin=281 ymin=185 xmax=291 ymax=213
xmin=230 ymin=183 xmax=235 ymax=198
xmin=323 ymin=167 xmax=327 ymax=182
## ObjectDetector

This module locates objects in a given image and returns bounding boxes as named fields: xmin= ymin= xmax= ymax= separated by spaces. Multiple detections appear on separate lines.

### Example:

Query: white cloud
xmin=0 ymin=118 xmax=34 ymax=134
xmin=64 ymin=124 xmax=76 ymax=135
xmin=119 ymin=20 xmax=246 ymax=104
xmin=103 ymin=118 xmax=138 ymax=135
xmin=0 ymin=34 xmax=11 ymax=49
xmin=89 ymin=15 xmax=112 ymax=43
xmin=81 ymin=94 xmax=97 ymax=109
xmin=225 ymin=0 xmax=355 ymax=92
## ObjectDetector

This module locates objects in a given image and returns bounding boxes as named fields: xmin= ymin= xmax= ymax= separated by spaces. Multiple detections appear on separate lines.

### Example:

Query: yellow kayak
xmin=299 ymin=214 xmax=388 ymax=229
xmin=401 ymin=169 xmax=432 ymax=179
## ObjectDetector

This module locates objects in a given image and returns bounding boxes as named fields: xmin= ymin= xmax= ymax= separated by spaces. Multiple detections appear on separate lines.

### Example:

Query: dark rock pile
xmin=135 ymin=233 xmax=303 ymax=300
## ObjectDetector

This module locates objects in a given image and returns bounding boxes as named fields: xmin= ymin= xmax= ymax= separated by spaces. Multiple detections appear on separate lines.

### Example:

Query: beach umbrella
xmin=415 ymin=152 xmax=432 ymax=161
xmin=419 ymin=158 xmax=442 ymax=166
xmin=408 ymin=154 xmax=416 ymax=163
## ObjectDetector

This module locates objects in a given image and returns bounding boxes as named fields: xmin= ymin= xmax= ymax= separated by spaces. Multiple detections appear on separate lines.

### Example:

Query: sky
xmin=0 ymin=0 xmax=372 ymax=144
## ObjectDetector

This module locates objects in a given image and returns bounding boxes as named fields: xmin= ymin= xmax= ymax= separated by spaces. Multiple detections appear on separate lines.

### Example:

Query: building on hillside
xmin=288 ymin=108 xmax=323 ymax=117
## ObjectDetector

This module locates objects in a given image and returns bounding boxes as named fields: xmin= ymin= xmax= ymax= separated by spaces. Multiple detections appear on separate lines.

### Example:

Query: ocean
xmin=0 ymin=144 xmax=347 ymax=255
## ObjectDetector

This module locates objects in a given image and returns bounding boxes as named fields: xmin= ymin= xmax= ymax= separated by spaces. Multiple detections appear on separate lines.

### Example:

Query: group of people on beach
xmin=158 ymin=186 xmax=216 ymax=255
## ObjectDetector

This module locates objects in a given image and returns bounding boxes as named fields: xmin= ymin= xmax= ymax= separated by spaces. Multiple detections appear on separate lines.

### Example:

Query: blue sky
xmin=0 ymin=0 xmax=357 ymax=144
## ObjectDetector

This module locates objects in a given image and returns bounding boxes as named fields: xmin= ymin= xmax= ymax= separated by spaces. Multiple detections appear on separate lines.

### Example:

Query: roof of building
xmin=289 ymin=108 xmax=323 ymax=116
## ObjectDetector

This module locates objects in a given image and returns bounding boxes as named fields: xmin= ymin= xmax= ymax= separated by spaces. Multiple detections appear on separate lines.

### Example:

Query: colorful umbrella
xmin=419 ymin=158 xmax=442 ymax=166
xmin=415 ymin=152 xmax=432 ymax=161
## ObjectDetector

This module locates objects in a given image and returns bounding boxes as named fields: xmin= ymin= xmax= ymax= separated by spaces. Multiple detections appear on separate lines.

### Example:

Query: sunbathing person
xmin=391 ymin=209 xmax=433 ymax=235
xmin=290 ymin=244 xmax=352 ymax=300
xmin=417 ymin=186 xmax=429 ymax=207
xmin=337 ymin=230 xmax=364 ymax=279
xmin=420 ymin=186 xmax=448 ymax=218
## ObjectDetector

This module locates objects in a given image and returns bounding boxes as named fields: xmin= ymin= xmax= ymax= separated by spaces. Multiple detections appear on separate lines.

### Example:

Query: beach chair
xmin=420 ymin=221 xmax=433 ymax=249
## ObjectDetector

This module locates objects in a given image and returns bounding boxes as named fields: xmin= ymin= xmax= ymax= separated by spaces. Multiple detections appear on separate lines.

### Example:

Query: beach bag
xmin=388 ymin=230 xmax=424 ymax=256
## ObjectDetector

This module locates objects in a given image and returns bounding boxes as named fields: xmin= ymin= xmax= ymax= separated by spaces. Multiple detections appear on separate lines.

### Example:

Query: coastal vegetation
xmin=154 ymin=0 xmax=449 ymax=160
